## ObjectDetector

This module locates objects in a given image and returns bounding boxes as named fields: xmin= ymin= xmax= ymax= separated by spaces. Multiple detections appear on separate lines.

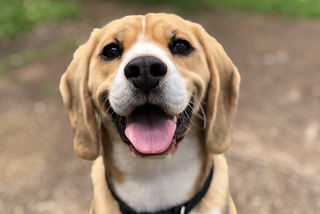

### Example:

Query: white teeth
xmin=173 ymin=115 xmax=178 ymax=123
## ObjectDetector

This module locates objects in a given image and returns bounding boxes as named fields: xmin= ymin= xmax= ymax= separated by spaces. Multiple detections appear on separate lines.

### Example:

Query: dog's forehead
xmin=100 ymin=14 xmax=194 ymax=45
xmin=143 ymin=13 xmax=192 ymax=33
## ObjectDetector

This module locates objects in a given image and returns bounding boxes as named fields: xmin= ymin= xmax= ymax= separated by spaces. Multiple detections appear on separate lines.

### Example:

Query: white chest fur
xmin=111 ymin=136 xmax=202 ymax=213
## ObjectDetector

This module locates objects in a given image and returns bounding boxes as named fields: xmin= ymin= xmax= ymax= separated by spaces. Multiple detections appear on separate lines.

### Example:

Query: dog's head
xmin=60 ymin=14 xmax=240 ymax=160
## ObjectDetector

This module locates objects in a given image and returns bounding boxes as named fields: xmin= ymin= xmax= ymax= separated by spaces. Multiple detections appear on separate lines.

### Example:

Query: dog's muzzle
xmin=103 ymin=56 xmax=193 ymax=156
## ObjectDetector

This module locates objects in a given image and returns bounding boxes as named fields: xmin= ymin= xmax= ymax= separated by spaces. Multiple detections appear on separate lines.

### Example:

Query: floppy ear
xmin=194 ymin=24 xmax=240 ymax=154
xmin=60 ymin=29 xmax=101 ymax=160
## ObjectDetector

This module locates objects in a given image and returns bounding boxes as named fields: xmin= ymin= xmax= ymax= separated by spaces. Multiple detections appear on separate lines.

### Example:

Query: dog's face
xmin=60 ymin=14 xmax=240 ymax=160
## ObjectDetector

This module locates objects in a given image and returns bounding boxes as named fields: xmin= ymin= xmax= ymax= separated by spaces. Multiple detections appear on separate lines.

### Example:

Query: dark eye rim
xmin=100 ymin=43 xmax=123 ymax=61
xmin=169 ymin=39 xmax=194 ymax=56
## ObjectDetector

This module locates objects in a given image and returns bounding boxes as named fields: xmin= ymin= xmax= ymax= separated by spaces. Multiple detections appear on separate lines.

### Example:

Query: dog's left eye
xmin=100 ymin=44 xmax=122 ymax=60
xmin=170 ymin=40 xmax=193 ymax=56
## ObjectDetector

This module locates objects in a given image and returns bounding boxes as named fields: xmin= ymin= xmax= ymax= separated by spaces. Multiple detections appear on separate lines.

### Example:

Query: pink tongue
xmin=125 ymin=108 xmax=176 ymax=154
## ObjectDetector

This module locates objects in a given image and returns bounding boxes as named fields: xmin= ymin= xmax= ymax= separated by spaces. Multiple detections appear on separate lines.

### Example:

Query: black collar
xmin=106 ymin=165 xmax=214 ymax=214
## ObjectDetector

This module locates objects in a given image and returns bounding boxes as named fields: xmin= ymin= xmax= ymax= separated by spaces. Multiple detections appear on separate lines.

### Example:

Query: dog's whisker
xmin=96 ymin=90 xmax=110 ymax=106
xmin=183 ymin=108 xmax=203 ymax=130
xmin=105 ymin=105 xmax=114 ymax=115
xmin=97 ymin=87 xmax=112 ymax=98
xmin=186 ymin=92 xmax=207 ymax=130
xmin=193 ymin=112 xmax=205 ymax=120
xmin=100 ymin=95 xmax=110 ymax=111
xmin=100 ymin=112 xmax=110 ymax=130
xmin=85 ymin=95 xmax=94 ymax=105
xmin=86 ymin=88 xmax=110 ymax=107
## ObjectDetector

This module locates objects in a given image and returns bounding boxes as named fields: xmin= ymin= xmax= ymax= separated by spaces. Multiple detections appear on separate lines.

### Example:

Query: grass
xmin=118 ymin=0 xmax=320 ymax=18
xmin=0 ymin=0 xmax=82 ymax=38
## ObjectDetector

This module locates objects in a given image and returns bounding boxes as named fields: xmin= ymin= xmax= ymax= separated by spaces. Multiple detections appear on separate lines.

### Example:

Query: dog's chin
xmin=106 ymin=101 xmax=193 ymax=158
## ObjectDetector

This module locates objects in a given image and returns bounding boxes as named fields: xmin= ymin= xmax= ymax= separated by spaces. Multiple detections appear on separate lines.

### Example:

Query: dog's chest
xmin=111 ymin=136 xmax=202 ymax=213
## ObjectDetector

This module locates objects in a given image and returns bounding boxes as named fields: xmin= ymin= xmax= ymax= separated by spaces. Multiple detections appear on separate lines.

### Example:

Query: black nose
xmin=124 ymin=56 xmax=167 ymax=95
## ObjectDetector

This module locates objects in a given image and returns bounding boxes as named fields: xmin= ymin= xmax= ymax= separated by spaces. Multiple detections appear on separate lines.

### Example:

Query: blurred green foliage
xmin=117 ymin=0 xmax=203 ymax=12
xmin=119 ymin=0 xmax=320 ymax=18
xmin=0 ymin=0 xmax=82 ymax=38
xmin=208 ymin=0 xmax=320 ymax=18
xmin=0 ymin=40 xmax=79 ymax=75
xmin=41 ymin=85 xmax=55 ymax=96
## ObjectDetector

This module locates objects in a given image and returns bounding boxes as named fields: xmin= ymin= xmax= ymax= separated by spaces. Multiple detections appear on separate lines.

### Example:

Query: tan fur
xmin=60 ymin=29 xmax=102 ymax=160
xmin=90 ymin=157 xmax=121 ymax=214
xmin=60 ymin=13 xmax=240 ymax=214
xmin=194 ymin=155 xmax=231 ymax=213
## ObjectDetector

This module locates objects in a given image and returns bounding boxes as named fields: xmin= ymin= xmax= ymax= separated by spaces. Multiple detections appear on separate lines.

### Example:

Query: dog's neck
xmin=106 ymin=133 xmax=209 ymax=213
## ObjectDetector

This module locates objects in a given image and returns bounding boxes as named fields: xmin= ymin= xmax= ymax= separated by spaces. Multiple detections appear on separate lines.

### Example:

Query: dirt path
xmin=0 ymin=1 xmax=319 ymax=213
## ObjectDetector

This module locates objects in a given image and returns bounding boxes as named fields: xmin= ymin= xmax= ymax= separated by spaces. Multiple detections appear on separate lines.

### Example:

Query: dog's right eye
xmin=100 ymin=44 xmax=122 ymax=61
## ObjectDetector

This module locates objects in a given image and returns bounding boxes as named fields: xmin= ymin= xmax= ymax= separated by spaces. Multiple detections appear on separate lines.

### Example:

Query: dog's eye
xmin=100 ymin=44 xmax=122 ymax=60
xmin=170 ymin=40 xmax=193 ymax=56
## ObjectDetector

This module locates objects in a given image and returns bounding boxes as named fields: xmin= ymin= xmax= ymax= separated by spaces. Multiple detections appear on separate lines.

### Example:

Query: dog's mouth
xmin=108 ymin=101 xmax=193 ymax=156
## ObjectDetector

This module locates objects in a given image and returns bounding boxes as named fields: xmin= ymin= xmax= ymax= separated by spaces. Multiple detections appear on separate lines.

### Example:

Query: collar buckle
xmin=180 ymin=206 xmax=186 ymax=214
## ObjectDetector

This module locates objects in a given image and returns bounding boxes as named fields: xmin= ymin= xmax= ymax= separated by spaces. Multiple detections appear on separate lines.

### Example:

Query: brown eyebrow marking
xmin=114 ymin=31 xmax=123 ymax=44
xmin=170 ymin=30 xmax=176 ymax=40
xmin=166 ymin=29 xmax=176 ymax=42
xmin=114 ymin=37 xmax=121 ymax=45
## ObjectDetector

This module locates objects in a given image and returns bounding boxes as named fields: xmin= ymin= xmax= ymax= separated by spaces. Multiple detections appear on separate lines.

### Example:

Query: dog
xmin=60 ymin=13 xmax=240 ymax=214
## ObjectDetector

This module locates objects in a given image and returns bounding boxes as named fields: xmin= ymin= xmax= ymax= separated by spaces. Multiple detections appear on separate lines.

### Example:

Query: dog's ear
xmin=60 ymin=29 xmax=101 ymax=160
xmin=194 ymin=24 xmax=240 ymax=154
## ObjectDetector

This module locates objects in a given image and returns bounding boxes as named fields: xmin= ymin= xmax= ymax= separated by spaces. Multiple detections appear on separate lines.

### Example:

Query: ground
xmin=0 ymin=1 xmax=319 ymax=213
